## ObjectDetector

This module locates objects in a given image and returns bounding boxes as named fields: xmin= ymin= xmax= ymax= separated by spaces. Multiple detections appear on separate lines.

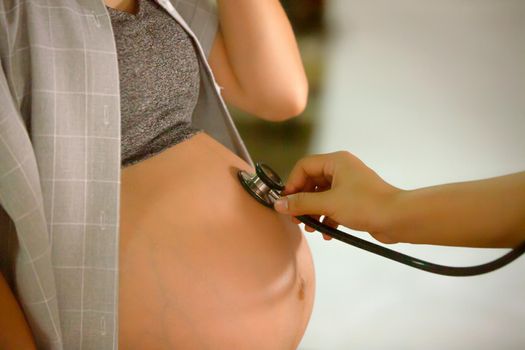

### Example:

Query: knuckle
xmin=294 ymin=192 xmax=306 ymax=204
xmin=297 ymin=158 xmax=310 ymax=171
xmin=289 ymin=192 xmax=309 ymax=212
xmin=335 ymin=150 xmax=350 ymax=158
xmin=306 ymin=153 xmax=320 ymax=162
xmin=287 ymin=193 xmax=300 ymax=210
xmin=336 ymin=150 xmax=352 ymax=161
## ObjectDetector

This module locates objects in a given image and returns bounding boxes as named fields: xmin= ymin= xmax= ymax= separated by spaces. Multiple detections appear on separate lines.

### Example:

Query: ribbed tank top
xmin=107 ymin=0 xmax=202 ymax=167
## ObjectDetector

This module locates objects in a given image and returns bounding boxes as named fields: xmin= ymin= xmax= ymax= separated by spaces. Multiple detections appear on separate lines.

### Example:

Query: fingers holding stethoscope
xmin=284 ymin=179 xmax=337 ymax=239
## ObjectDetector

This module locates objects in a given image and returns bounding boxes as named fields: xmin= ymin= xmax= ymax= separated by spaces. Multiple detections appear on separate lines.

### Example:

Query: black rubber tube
xmin=297 ymin=215 xmax=525 ymax=277
xmin=237 ymin=166 xmax=525 ymax=277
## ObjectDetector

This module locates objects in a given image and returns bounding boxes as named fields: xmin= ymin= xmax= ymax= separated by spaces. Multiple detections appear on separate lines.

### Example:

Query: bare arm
xmin=274 ymin=152 xmax=525 ymax=248
xmin=208 ymin=0 xmax=308 ymax=121
xmin=0 ymin=271 xmax=36 ymax=349
xmin=387 ymin=172 xmax=525 ymax=247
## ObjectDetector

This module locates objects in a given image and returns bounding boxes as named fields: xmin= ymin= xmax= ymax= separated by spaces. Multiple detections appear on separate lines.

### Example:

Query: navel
xmin=298 ymin=277 xmax=306 ymax=301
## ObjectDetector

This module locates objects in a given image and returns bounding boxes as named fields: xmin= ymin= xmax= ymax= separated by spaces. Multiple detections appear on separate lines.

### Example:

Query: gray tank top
xmin=107 ymin=0 xmax=202 ymax=167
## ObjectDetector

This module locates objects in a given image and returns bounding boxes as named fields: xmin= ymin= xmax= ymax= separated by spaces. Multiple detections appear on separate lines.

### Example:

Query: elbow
xmin=255 ymin=81 xmax=309 ymax=122
xmin=281 ymin=87 xmax=309 ymax=120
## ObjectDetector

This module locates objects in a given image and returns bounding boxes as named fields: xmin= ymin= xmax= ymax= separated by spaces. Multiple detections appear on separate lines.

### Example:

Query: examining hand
xmin=274 ymin=152 xmax=525 ymax=248
xmin=274 ymin=151 xmax=401 ymax=243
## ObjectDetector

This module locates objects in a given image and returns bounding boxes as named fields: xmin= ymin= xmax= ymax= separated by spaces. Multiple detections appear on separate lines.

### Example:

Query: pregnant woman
xmin=113 ymin=1 xmax=315 ymax=348
xmin=0 ymin=0 xmax=313 ymax=349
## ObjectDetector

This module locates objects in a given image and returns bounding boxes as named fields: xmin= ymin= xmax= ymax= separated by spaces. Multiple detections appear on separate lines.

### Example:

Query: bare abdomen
xmin=118 ymin=132 xmax=315 ymax=350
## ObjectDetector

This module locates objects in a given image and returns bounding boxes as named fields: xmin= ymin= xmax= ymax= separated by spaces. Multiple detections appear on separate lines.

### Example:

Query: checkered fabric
xmin=0 ymin=0 xmax=252 ymax=349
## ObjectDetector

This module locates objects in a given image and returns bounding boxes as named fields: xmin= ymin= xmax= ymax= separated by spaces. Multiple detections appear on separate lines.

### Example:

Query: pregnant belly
xmin=119 ymin=132 xmax=315 ymax=350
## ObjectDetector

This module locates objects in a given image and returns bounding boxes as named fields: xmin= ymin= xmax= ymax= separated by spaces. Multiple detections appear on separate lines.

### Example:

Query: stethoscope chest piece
xmin=238 ymin=163 xmax=284 ymax=208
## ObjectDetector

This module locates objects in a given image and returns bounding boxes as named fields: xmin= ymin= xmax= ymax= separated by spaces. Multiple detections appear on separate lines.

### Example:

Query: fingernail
xmin=274 ymin=198 xmax=288 ymax=212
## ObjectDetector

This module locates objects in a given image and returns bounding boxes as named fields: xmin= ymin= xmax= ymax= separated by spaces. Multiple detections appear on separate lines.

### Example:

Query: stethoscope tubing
xmin=238 ymin=164 xmax=525 ymax=277
xmin=297 ymin=215 xmax=525 ymax=276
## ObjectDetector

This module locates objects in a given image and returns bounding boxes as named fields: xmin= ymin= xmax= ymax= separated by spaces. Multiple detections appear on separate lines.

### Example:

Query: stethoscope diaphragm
xmin=238 ymin=163 xmax=284 ymax=208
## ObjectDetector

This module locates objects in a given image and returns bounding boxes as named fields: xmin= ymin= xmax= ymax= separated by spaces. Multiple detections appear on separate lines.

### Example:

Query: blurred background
xmin=231 ymin=0 xmax=525 ymax=349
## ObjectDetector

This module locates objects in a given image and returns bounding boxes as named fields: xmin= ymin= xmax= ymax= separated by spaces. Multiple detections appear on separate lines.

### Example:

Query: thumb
xmin=274 ymin=191 xmax=331 ymax=216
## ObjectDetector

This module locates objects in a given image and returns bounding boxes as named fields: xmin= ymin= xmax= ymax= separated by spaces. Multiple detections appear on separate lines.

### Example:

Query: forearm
xmin=0 ymin=272 xmax=36 ymax=349
xmin=386 ymin=172 xmax=525 ymax=248
xmin=211 ymin=0 xmax=308 ymax=119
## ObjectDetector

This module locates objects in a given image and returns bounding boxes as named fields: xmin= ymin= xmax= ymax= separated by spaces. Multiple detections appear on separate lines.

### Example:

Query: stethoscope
xmin=238 ymin=163 xmax=525 ymax=277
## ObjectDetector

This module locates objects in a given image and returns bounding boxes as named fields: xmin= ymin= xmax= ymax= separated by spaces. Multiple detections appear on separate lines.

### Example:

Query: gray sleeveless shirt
xmin=107 ymin=0 xmax=202 ymax=167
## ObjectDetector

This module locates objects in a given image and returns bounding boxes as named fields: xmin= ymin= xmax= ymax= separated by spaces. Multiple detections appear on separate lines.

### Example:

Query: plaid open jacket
xmin=0 ymin=0 xmax=252 ymax=348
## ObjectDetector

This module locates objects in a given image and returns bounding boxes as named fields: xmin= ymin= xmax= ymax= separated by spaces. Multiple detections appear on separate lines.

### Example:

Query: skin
xmin=208 ymin=0 xmax=308 ymax=120
xmin=0 ymin=272 xmax=37 ymax=350
xmin=119 ymin=133 xmax=314 ymax=349
xmin=274 ymin=151 xmax=525 ymax=248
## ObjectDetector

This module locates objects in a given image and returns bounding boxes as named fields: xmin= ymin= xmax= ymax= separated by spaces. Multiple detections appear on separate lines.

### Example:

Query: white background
xmin=299 ymin=1 xmax=525 ymax=349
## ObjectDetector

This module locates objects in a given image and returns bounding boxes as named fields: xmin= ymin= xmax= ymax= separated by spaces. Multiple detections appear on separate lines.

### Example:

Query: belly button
xmin=298 ymin=278 xmax=306 ymax=301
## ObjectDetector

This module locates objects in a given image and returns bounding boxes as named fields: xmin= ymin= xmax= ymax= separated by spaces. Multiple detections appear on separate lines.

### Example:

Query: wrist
xmin=374 ymin=188 xmax=410 ymax=243
xmin=366 ymin=186 xmax=401 ymax=235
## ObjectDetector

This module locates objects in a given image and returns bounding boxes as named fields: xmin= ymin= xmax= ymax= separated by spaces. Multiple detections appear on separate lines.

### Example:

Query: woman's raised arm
xmin=208 ymin=0 xmax=308 ymax=121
